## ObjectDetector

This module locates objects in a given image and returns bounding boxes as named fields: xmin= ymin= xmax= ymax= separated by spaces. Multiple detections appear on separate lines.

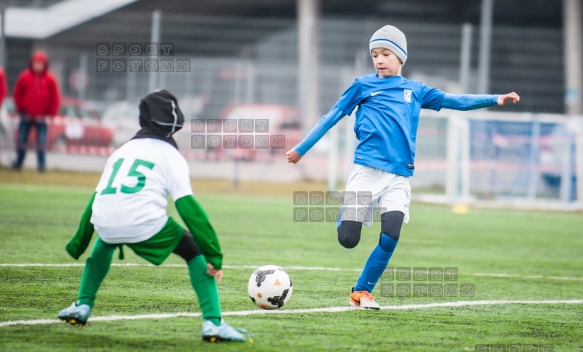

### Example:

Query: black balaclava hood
xmin=132 ymin=90 xmax=185 ymax=149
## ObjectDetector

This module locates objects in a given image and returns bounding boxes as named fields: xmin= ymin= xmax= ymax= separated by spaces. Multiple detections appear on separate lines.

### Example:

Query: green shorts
xmin=123 ymin=217 xmax=185 ymax=266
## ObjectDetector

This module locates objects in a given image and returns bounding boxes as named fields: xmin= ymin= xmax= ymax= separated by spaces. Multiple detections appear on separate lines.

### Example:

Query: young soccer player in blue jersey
xmin=286 ymin=25 xmax=520 ymax=309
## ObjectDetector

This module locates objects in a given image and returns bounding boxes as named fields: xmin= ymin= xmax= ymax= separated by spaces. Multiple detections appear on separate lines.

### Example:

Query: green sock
xmin=77 ymin=238 xmax=115 ymax=308
xmin=187 ymin=255 xmax=222 ymax=326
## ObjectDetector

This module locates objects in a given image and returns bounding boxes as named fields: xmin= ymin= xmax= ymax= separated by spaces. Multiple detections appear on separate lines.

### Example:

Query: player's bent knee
xmin=337 ymin=221 xmax=363 ymax=249
xmin=380 ymin=211 xmax=405 ymax=241
xmin=338 ymin=232 xmax=360 ymax=249
xmin=173 ymin=230 xmax=201 ymax=262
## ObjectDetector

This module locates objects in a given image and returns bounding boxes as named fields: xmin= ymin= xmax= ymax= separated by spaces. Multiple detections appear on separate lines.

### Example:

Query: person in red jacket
xmin=11 ymin=51 xmax=60 ymax=172
xmin=0 ymin=67 xmax=7 ymax=151
xmin=0 ymin=67 xmax=7 ymax=107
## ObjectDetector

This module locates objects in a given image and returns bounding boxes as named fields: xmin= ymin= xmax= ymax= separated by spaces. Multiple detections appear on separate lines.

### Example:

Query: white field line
xmin=1 ymin=263 xmax=582 ymax=281
xmin=1 ymin=300 xmax=582 ymax=328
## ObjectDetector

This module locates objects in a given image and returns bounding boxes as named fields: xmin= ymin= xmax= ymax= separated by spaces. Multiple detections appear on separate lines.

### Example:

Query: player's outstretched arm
xmin=440 ymin=92 xmax=521 ymax=111
xmin=497 ymin=92 xmax=520 ymax=105
xmin=66 ymin=192 xmax=96 ymax=259
xmin=286 ymin=106 xmax=346 ymax=164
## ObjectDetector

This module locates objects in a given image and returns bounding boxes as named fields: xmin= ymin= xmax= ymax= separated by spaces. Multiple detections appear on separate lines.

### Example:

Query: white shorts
xmin=340 ymin=164 xmax=411 ymax=226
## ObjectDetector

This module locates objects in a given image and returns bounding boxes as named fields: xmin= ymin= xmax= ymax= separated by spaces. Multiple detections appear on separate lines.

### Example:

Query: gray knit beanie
xmin=369 ymin=25 xmax=408 ymax=65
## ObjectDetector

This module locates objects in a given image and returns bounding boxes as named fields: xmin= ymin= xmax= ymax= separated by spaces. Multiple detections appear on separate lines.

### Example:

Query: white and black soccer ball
xmin=247 ymin=265 xmax=293 ymax=310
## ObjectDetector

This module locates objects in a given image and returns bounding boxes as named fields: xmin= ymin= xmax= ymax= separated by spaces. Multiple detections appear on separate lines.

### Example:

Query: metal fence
xmin=30 ymin=12 xmax=563 ymax=115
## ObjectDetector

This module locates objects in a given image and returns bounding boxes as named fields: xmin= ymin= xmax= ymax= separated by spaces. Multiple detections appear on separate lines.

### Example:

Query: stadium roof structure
xmin=119 ymin=0 xmax=559 ymax=28
xmin=2 ymin=0 xmax=563 ymax=40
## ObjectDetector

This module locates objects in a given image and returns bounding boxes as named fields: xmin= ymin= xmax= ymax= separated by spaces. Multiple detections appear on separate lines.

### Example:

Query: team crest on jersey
xmin=403 ymin=89 xmax=412 ymax=103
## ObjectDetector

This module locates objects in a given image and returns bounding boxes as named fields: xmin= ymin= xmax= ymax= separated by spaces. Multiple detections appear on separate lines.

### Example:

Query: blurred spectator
xmin=11 ymin=51 xmax=60 ymax=172
xmin=0 ymin=67 xmax=7 ymax=107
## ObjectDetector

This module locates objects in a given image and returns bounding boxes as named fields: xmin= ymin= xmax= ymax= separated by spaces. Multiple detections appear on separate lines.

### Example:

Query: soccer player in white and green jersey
xmin=58 ymin=90 xmax=248 ymax=342
xmin=287 ymin=25 xmax=520 ymax=309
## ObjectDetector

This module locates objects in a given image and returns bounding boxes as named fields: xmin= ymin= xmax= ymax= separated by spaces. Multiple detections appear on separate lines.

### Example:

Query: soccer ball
xmin=247 ymin=265 xmax=293 ymax=310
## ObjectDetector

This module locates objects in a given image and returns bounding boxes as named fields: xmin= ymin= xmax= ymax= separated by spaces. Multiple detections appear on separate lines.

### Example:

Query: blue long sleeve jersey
xmin=294 ymin=74 xmax=499 ymax=176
